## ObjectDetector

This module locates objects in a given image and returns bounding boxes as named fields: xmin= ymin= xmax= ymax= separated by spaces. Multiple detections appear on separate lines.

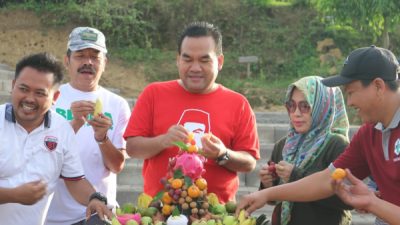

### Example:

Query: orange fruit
xmin=195 ymin=178 xmax=207 ymax=190
xmin=187 ymin=132 xmax=195 ymax=143
xmin=171 ymin=179 xmax=183 ymax=189
xmin=331 ymin=168 xmax=347 ymax=180
xmin=162 ymin=204 xmax=172 ymax=215
xmin=188 ymin=185 xmax=201 ymax=198
xmin=162 ymin=192 xmax=172 ymax=204
xmin=188 ymin=145 xmax=198 ymax=153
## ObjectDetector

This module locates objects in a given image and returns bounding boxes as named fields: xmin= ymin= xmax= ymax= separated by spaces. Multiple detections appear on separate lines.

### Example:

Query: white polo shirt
xmin=0 ymin=104 xmax=85 ymax=225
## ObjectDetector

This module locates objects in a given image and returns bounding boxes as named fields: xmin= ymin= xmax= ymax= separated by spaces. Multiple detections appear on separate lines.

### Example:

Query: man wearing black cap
xmin=236 ymin=46 xmax=400 ymax=225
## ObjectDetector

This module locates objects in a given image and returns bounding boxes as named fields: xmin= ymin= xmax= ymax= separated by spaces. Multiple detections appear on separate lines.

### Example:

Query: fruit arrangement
xmin=112 ymin=132 xmax=269 ymax=225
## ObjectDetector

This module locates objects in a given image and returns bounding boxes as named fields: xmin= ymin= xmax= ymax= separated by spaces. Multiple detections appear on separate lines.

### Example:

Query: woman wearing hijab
xmin=258 ymin=76 xmax=352 ymax=225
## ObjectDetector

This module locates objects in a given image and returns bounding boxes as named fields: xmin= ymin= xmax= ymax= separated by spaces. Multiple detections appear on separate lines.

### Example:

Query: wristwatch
xmin=95 ymin=135 xmax=108 ymax=145
xmin=89 ymin=192 xmax=108 ymax=205
xmin=215 ymin=150 xmax=230 ymax=165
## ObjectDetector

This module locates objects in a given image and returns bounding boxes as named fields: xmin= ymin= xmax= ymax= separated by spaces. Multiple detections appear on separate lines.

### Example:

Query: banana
xmin=93 ymin=98 xmax=103 ymax=116
xmin=237 ymin=209 xmax=246 ymax=225
xmin=137 ymin=193 xmax=153 ymax=209
xmin=207 ymin=193 xmax=220 ymax=206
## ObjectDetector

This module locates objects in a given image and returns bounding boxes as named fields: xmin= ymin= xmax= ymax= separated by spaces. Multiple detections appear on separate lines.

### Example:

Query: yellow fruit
xmin=188 ymin=145 xmax=198 ymax=153
xmin=331 ymin=168 xmax=346 ymax=180
xmin=171 ymin=179 xmax=183 ymax=189
xmin=162 ymin=204 xmax=172 ymax=215
xmin=195 ymin=178 xmax=207 ymax=190
xmin=187 ymin=132 xmax=195 ymax=143
xmin=137 ymin=193 xmax=153 ymax=209
xmin=188 ymin=185 xmax=200 ymax=198
xmin=93 ymin=98 xmax=103 ymax=116
xmin=162 ymin=192 xmax=172 ymax=204
xmin=207 ymin=193 xmax=219 ymax=206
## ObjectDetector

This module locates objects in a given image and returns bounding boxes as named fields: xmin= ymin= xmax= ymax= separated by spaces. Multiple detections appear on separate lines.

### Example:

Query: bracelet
xmin=95 ymin=135 xmax=108 ymax=145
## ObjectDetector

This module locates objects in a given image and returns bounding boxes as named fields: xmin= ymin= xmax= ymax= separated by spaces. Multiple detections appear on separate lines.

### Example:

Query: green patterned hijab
xmin=280 ymin=76 xmax=349 ymax=225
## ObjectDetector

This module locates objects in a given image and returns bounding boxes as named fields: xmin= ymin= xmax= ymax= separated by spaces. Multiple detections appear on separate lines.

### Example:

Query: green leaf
xmin=173 ymin=168 xmax=183 ymax=179
xmin=184 ymin=176 xmax=193 ymax=187
xmin=173 ymin=141 xmax=188 ymax=150
xmin=172 ymin=207 xmax=180 ymax=216
xmin=152 ymin=191 xmax=164 ymax=202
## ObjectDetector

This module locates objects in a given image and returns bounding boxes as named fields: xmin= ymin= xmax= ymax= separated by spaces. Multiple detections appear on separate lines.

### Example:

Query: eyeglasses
xmin=285 ymin=100 xmax=311 ymax=114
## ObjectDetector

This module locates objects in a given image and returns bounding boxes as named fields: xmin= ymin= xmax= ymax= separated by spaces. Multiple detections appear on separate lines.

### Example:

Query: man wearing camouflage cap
xmin=46 ymin=27 xmax=131 ymax=225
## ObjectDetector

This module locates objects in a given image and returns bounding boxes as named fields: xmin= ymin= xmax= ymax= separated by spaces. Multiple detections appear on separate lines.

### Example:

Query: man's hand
xmin=201 ymin=133 xmax=226 ymax=159
xmin=160 ymin=125 xmax=189 ymax=149
xmin=259 ymin=164 xmax=275 ymax=188
xmin=235 ymin=190 xmax=269 ymax=215
xmin=275 ymin=161 xmax=294 ymax=183
xmin=70 ymin=100 xmax=95 ymax=122
xmin=87 ymin=113 xmax=112 ymax=141
xmin=86 ymin=199 xmax=112 ymax=221
xmin=70 ymin=100 xmax=95 ymax=132
xmin=332 ymin=169 xmax=374 ymax=210
xmin=14 ymin=180 xmax=47 ymax=205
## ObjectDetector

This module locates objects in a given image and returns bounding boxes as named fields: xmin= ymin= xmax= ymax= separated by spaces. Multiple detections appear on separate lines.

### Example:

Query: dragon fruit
xmin=173 ymin=152 xmax=205 ymax=179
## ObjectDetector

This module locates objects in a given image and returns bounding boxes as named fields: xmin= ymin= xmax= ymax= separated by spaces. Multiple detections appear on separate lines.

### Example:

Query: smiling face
xmin=177 ymin=36 xmax=224 ymax=94
xmin=287 ymin=88 xmax=312 ymax=134
xmin=11 ymin=67 xmax=59 ymax=132
xmin=344 ymin=80 xmax=380 ymax=124
xmin=65 ymin=48 xmax=107 ymax=92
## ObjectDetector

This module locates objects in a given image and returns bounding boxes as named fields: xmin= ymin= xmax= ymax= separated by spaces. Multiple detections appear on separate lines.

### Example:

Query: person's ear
xmin=64 ymin=55 xmax=70 ymax=67
xmin=52 ymin=90 xmax=61 ymax=105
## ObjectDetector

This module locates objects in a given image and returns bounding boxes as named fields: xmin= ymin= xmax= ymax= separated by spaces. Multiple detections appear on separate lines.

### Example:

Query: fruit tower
xmin=158 ymin=132 xmax=210 ymax=219
xmin=113 ymin=132 xmax=270 ymax=225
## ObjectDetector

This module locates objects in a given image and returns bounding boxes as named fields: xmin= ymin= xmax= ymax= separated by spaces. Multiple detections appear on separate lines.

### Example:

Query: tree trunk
xmin=382 ymin=18 xmax=390 ymax=49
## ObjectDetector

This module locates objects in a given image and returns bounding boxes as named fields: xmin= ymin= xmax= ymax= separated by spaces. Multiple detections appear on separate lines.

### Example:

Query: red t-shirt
xmin=333 ymin=123 xmax=400 ymax=206
xmin=124 ymin=80 xmax=260 ymax=202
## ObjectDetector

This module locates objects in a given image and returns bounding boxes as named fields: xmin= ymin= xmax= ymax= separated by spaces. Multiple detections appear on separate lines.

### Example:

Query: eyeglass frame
xmin=285 ymin=100 xmax=311 ymax=114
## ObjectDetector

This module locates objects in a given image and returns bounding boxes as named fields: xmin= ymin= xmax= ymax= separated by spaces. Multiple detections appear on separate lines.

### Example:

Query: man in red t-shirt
xmin=236 ymin=46 xmax=400 ymax=224
xmin=123 ymin=22 xmax=259 ymax=203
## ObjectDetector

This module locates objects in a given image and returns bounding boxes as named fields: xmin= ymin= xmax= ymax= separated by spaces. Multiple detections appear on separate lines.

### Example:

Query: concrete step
xmin=255 ymin=112 xmax=289 ymax=124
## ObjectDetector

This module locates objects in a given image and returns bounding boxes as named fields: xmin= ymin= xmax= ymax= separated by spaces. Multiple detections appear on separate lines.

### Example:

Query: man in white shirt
xmin=0 ymin=52 xmax=111 ymax=225
xmin=46 ymin=27 xmax=130 ymax=225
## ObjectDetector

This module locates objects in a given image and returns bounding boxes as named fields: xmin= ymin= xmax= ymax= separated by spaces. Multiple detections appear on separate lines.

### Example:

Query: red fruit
xmin=267 ymin=161 xmax=278 ymax=178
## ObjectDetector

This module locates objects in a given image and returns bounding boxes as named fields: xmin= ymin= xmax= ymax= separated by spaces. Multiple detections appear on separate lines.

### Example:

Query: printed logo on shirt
xmin=177 ymin=109 xmax=210 ymax=148
xmin=44 ymin=136 xmax=58 ymax=151
xmin=395 ymin=139 xmax=400 ymax=156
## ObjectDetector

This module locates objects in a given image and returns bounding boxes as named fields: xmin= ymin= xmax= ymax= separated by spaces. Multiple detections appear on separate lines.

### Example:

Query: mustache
xmin=77 ymin=65 xmax=96 ymax=74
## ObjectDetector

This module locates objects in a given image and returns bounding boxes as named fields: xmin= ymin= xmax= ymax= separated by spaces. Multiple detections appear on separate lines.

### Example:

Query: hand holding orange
xmin=331 ymin=168 xmax=346 ymax=180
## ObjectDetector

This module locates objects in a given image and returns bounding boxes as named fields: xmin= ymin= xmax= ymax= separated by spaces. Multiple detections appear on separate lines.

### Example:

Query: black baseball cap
xmin=322 ymin=45 xmax=399 ymax=87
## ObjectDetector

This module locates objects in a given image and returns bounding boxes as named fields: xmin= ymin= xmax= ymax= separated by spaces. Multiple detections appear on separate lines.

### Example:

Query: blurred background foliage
xmin=1 ymin=0 xmax=399 ymax=124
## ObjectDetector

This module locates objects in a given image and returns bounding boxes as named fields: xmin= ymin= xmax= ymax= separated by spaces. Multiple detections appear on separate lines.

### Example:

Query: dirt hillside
xmin=0 ymin=10 xmax=147 ymax=99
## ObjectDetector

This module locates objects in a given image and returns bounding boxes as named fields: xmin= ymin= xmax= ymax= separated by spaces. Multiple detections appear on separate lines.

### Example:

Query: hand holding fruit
xmin=236 ymin=189 xmax=270 ymax=215
xmin=160 ymin=125 xmax=189 ymax=149
xmin=87 ymin=113 xmax=112 ymax=141
xmin=70 ymin=100 xmax=96 ymax=123
xmin=258 ymin=163 xmax=276 ymax=188
xmin=275 ymin=161 xmax=294 ymax=183
xmin=200 ymin=133 xmax=226 ymax=160
xmin=14 ymin=180 xmax=47 ymax=205
xmin=332 ymin=169 xmax=375 ymax=211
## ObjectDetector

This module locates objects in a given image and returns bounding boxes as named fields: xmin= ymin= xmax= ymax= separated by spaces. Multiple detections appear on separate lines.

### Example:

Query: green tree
xmin=310 ymin=0 xmax=400 ymax=49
